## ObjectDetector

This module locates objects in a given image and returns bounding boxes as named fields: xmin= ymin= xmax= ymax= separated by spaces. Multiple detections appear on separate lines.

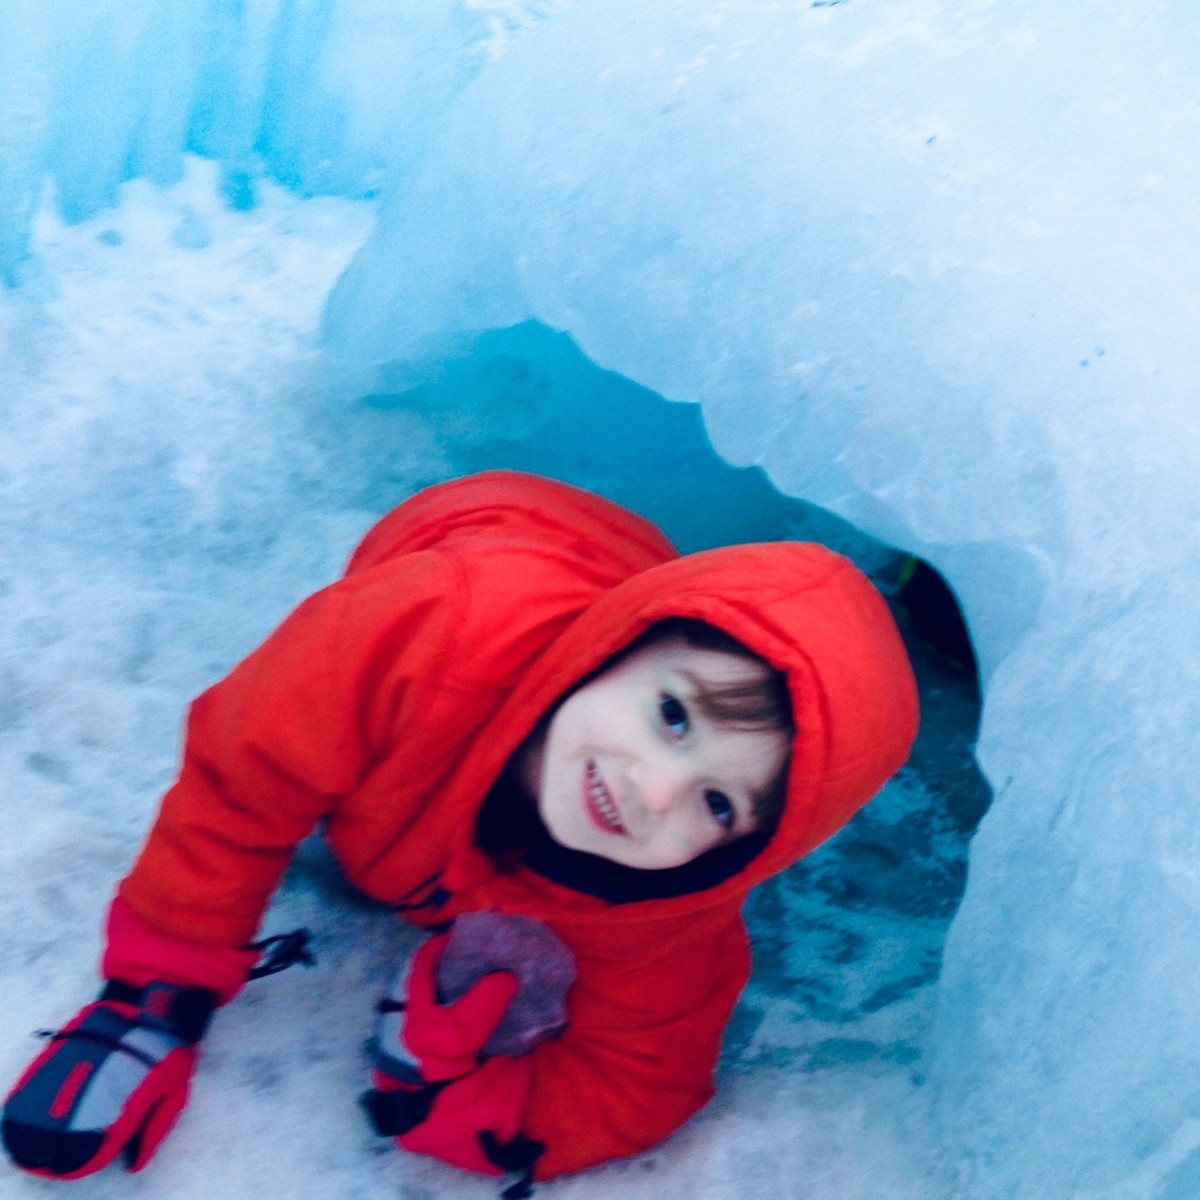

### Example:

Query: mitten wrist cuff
xmin=98 ymin=980 xmax=218 ymax=1045
xmin=102 ymin=896 xmax=258 ymax=1004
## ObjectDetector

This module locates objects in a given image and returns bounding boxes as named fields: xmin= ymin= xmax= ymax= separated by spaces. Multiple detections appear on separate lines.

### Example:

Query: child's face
xmin=523 ymin=637 xmax=789 ymax=870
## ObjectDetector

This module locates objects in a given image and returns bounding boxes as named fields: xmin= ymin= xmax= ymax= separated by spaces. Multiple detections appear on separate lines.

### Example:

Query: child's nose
xmin=631 ymin=762 xmax=688 ymax=818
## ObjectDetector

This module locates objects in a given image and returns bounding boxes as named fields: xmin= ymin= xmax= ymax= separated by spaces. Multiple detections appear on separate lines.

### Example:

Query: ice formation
xmin=1 ymin=2 xmax=1198 ymax=1198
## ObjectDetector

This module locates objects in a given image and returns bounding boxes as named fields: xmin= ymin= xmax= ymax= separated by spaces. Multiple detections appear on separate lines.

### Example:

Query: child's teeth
xmin=588 ymin=763 xmax=624 ymax=833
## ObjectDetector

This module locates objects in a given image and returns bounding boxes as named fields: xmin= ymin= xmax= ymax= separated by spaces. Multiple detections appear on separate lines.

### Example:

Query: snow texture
xmin=1 ymin=2 xmax=1197 ymax=1198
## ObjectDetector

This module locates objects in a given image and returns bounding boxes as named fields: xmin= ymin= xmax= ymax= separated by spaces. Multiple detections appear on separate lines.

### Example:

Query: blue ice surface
xmin=2 ymin=2 xmax=1200 ymax=1197
xmin=0 ymin=1 xmax=499 ymax=279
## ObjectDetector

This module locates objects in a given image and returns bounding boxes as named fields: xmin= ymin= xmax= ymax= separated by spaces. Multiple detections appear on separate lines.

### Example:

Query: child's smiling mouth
xmin=585 ymin=760 xmax=628 ymax=835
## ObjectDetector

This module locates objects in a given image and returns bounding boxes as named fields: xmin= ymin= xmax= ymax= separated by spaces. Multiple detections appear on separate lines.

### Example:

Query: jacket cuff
xmin=398 ymin=1055 xmax=535 ymax=1176
xmin=102 ymin=895 xmax=259 ymax=1005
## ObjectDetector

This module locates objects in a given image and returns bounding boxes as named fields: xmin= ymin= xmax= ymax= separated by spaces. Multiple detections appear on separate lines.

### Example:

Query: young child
xmin=2 ymin=470 xmax=918 ymax=1194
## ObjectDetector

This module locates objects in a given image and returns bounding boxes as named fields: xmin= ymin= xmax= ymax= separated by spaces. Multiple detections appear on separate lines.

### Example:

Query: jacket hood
xmin=448 ymin=531 xmax=918 ymax=914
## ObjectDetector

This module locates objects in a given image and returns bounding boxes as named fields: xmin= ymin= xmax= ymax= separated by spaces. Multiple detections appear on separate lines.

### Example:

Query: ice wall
xmin=2 ymin=1 xmax=1198 ymax=1196
xmin=322 ymin=3 xmax=1200 ymax=1197
xmin=0 ymin=0 xmax=568 ymax=282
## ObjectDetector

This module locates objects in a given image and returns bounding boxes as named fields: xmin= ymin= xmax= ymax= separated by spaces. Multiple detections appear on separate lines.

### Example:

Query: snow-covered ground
xmin=3 ymin=2 xmax=1200 ymax=1197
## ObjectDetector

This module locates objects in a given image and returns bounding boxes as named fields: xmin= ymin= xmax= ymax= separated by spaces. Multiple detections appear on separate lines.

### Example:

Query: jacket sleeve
xmin=117 ymin=548 xmax=461 ymax=949
xmin=397 ymin=912 xmax=752 ymax=1181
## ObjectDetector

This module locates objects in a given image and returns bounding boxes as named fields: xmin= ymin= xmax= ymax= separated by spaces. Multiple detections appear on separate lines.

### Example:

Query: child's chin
xmin=590 ymin=845 xmax=674 ymax=871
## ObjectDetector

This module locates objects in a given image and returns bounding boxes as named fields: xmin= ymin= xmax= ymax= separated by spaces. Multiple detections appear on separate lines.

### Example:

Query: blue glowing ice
xmin=2 ymin=4 xmax=1198 ymax=1197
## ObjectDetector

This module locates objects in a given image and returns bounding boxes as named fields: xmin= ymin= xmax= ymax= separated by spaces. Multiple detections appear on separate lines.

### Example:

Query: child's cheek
xmin=663 ymin=822 xmax=704 ymax=866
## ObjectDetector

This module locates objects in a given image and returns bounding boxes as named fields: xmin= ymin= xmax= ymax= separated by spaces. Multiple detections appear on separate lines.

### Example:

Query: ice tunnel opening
xmin=330 ymin=318 xmax=992 ymax=1072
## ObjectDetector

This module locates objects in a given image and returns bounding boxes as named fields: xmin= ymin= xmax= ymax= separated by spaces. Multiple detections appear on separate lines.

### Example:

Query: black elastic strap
xmin=480 ymin=1130 xmax=545 ymax=1200
xmin=39 ymin=1027 xmax=161 ymax=1069
xmin=245 ymin=929 xmax=315 ymax=979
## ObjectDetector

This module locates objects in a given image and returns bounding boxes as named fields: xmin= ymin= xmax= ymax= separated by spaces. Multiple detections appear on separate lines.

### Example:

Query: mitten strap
xmin=245 ymin=930 xmax=315 ymax=980
xmin=98 ymin=982 xmax=218 ymax=1045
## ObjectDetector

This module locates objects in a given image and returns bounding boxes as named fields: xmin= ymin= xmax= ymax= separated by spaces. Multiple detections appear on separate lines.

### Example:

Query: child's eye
xmin=705 ymin=790 xmax=735 ymax=831
xmin=659 ymin=693 xmax=689 ymax=736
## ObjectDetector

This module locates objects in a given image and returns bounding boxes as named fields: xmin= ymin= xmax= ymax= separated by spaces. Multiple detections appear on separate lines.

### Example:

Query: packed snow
xmin=2 ymin=2 xmax=1198 ymax=1198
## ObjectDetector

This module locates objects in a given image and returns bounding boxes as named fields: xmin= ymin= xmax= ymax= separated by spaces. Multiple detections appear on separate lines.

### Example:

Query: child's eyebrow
xmin=674 ymin=666 xmax=726 ymax=695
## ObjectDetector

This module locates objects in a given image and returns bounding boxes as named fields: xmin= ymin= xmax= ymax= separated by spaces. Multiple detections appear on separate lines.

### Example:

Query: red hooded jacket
xmin=110 ymin=470 xmax=918 ymax=1181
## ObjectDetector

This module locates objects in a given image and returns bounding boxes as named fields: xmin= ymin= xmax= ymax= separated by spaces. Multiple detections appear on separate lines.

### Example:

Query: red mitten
xmin=373 ymin=933 xmax=520 ymax=1085
xmin=361 ymin=932 xmax=518 ymax=1159
xmin=3 ymin=897 xmax=307 ymax=1180
xmin=2 ymin=982 xmax=216 ymax=1179
xmin=362 ymin=917 xmax=572 ymax=1195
